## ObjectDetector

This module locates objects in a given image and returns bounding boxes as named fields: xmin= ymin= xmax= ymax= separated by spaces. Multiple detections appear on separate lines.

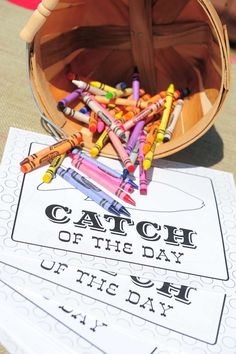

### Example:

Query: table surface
xmin=0 ymin=1 xmax=235 ymax=353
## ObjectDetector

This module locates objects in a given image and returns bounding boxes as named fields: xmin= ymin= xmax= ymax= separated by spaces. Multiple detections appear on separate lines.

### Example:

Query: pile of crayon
xmin=57 ymin=68 xmax=189 ymax=191
xmin=19 ymin=132 xmax=137 ymax=217
xmin=19 ymin=68 xmax=190 ymax=215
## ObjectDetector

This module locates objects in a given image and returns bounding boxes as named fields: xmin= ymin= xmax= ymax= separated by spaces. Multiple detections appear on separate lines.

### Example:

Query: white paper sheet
xmin=0 ymin=253 xmax=226 ymax=344
xmin=1 ymin=128 xmax=236 ymax=354
xmin=0 ymin=128 xmax=229 ymax=280
xmin=0 ymin=277 xmax=158 ymax=354
xmin=0 ymin=299 xmax=78 ymax=354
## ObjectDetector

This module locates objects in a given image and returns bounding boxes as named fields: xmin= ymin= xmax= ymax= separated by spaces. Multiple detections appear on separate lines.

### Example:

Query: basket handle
xmin=19 ymin=0 xmax=59 ymax=43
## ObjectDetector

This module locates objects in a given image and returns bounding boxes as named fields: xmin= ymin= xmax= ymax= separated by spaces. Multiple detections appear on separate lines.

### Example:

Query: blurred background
xmin=6 ymin=0 xmax=236 ymax=43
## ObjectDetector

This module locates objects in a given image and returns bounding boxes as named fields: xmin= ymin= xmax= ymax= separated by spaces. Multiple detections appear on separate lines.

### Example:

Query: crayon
xmin=156 ymin=84 xmax=175 ymax=143
xmin=20 ymin=132 xmax=83 ymax=173
xmin=124 ymin=67 xmax=142 ymax=155
xmin=89 ymin=80 xmax=133 ymax=99
xmin=71 ymin=157 xmax=135 ymax=206
xmin=122 ymin=168 xmax=129 ymax=180
xmin=123 ymin=93 xmax=151 ymax=116
xmin=80 ymin=92 xmax=126 ymax=141
xmin=90 ymin=129 xmax=109 ymax=157
xmin=72 ymin=80 xmax=107 ymax=96
xmin=132 ymin=67 xmax=140 ymax=102
xmin=97 ymin=118 xmax=105 ymax=133
xmin=147 ymin=87 xmax=189 ymax=104
xmin=69 ymin=159 xmax=131 ymax=216
xmin=93 ymin=95 xmax=149 ymax=109
xmin=79 ymin=106 xmax=90 ymax=114
xmin=57 ymin=89 xmax=81 ymax=109
xmin=143 ymin=130 xmax=163 ymax=171
xmin=122 ymin=108 xmax=140 ymax=122
xmin=42 ymin=153 xmax=66 ymax=183
xmin=105 ymin=89 xmax=133 ymax=99
xmin=107 ymin=127 xmax=135 ymax=173
xmin=115 ymin=82 xmax=127 ymax=90
xmin=163 ymin=99 xmax=184 ymax=142
xmin=106 ymin=88 xmax=146 ymax=100
xmin=121 ymin=92 xmax=153 ymax=123
xmin=130 ymin=138 xmax=140 ymax=165
xmin=89 ymin=111 xmax=98 ymax=133
xmin=90 ymin=106 xmax=124 ymax=157
xmin=123 ymin=138 xmax=140 ymax=180
xmin=69 ymin=153 xmax=134 ymax=193
xmin=61 ymin=106 xmax=90 ymax=124
xmin=121 ymin=97 xmax=166 ymax=132
xmin=140 ymin=93 xmax=152 ymax=101
xmin=56 ymin=167 xmax=120 ymax=215
xmin=125 ymin=120 xmax=145 ymax=155
xmin=139 ymin=132 xmax=148 ymax=195
xmin=72 ymin=149 xmax=138 ymax=189
xmin=143 ymin=142 xmax=158 ymax=171
xmin=143 ymin=119 xmax=160 ymax=155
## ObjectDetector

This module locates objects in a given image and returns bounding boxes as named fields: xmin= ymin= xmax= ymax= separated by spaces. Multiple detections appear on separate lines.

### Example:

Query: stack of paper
xmin=0 ymin=127 xmax=235 ymax=354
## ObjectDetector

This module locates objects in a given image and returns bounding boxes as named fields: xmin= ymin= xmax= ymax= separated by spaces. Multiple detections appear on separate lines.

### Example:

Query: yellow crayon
xmin=156 ymin=84 xmax=175 ymax=143
xmin=90 ymin=129 xmax=109 ymax=157
xmin=143 ymin=142 xmax=161 ymax=171
xmin=90 ymin=81 xmax=133 ymax=99
xmin=115 ymin=110 xmax=124 ymax=119
xmin=42 ymin=153 xmax=66 ymax=183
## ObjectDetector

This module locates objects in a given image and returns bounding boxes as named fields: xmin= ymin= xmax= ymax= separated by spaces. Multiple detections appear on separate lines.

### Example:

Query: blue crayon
xmin=115 ymin=82 xmax=127 ymax=90
xmin=72 ymin=149 xmax=138 ymax=190
xmin=57 ymin=167 xmax=129 ymax=216
xmin=79 ymin=106 xmax=90 ymax=114
xmin=122 ymin=168 xmax=129 ymax=180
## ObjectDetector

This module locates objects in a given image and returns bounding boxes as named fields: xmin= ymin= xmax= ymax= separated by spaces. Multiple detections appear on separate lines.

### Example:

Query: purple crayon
xmin=57 ymin=89 xmax=82 ymax=110
xmin=125 ymin=67 xmax=143 ymax=155
xmin=132 ymin=67 xmax=140 ymax=102
xmin=139 ymin=131 xmax=148 ymax=195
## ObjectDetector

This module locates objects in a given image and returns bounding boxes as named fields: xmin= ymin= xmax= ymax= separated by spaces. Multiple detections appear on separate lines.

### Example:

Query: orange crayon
xmin=143 ymin=119 xmax=161 ymax=155
xmin=94 ymin=95 xmax=149 ymax=109
xmin=89 ymin=111 xmax=98 ymax=133
xmin=20 ymin=132 xmax=83 ymax=173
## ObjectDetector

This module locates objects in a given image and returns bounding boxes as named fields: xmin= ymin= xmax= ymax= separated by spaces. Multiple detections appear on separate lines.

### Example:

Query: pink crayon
xmin=121 ymin=97 xmax=166 ymax=131
xmin=71 ymin=157 xmax=135 ymax=205
xmin=106 ymin=127 xmax=135 ymax=173
xmin=97 ymin=118 xmax=105 ymax=133
xmin=69 ymin=153 xmax=134 ymax=193
xmin=139 ymin=131 xmax=148 ymax=195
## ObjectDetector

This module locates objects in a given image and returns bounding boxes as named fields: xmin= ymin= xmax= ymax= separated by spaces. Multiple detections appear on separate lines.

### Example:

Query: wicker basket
xmin=20 ymin=0 xmax=231 ymax=159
